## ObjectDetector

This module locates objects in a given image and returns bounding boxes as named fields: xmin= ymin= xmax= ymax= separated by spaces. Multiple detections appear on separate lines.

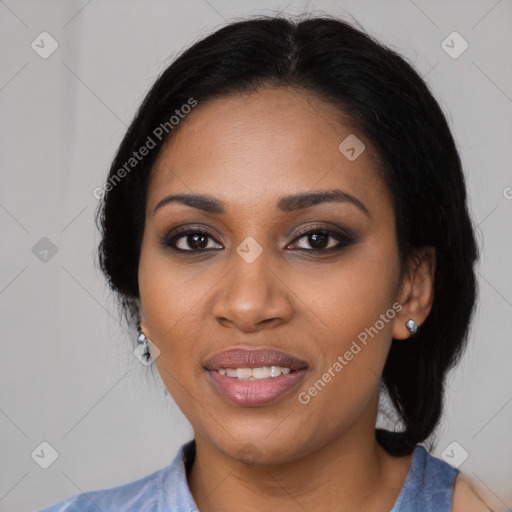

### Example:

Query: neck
xmin=187 ymin=395 xmax=411 ymax=512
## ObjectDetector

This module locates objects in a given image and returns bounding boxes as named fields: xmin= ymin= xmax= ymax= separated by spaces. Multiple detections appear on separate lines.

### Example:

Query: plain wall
xmin=0 ymin=0 xmax=511 ymax=510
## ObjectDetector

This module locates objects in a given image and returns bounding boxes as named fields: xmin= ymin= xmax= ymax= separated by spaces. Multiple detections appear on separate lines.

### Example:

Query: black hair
xmin=95 ymin=14 xmax=478 ymax=457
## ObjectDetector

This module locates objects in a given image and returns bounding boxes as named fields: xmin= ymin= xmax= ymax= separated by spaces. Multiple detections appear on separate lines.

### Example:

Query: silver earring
xmin=406 ymin=319 xmax=418 ymax=334
xmin=137 ymin=325 xmax=151 ymax=361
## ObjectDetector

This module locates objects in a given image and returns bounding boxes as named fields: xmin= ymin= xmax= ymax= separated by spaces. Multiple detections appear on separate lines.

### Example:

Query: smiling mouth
xmin=204 ymin=348 xmax=308 ymax=406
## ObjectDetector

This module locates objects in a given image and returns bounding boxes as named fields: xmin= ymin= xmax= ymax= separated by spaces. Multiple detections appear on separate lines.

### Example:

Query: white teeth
xmin=236 ymin=368 xmax=253 ymax=380
xmin=270 ymin=366 xmax=280 ymax=377
xmin=252 ymin=367 xmax=271 ymax=379
xmin=217 ymin=366 xmax=294 ymax=380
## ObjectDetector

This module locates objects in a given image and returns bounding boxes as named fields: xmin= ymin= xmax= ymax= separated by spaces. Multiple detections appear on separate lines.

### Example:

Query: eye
xmin=288 ymin=226 xmax=355 ymax=253
xmin=163 ymin=228 xmax=223 ymax=252
xmin=162 ymin=225 xmax=356 ymax=254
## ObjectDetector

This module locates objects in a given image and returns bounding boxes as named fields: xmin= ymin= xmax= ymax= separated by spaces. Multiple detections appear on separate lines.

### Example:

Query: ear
xmin=393 ymin=247 xmax=436 ymax=340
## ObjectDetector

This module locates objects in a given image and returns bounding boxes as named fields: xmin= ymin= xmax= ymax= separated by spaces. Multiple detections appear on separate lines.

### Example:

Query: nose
xmin=212 ymin=248 xmax=295 ymax=333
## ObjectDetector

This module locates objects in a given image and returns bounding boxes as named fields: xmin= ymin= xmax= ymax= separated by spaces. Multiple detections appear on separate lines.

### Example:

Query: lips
xmin=204 ymin=348 xmax=308 ymax=407
xmin=204 ymin=348 xmax=308 ymax=371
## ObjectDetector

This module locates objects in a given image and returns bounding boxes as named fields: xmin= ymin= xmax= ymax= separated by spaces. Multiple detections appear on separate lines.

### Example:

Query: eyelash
xmin=161 ymin=225 xmax=356 ymax=255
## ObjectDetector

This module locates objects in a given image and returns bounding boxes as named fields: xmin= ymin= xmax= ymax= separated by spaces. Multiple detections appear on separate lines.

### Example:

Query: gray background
xmin=0 ymin=0 xmax=511 ymax=510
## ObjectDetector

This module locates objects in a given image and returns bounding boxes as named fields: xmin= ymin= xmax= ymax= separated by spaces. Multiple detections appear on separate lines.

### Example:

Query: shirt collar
xmin=161 ymin=439 xmax=199 ymax=511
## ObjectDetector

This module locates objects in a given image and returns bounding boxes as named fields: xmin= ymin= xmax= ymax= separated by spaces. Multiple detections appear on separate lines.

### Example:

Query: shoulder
xmin=37 ymin=441 xmax=196 ymax=512
xmin=37 ymin=465 xmax=167 ymax=512
xmin=388 ymin=445 xmax=495 ymax=512
xmin=452 ymin=472 xmax=495 ymax=512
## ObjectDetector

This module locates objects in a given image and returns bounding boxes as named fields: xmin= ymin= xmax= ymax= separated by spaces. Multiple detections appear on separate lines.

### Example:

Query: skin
xmin=453 ymin=475 xmax=496 ymax=512
xmin=137 ymin=86 xmax=438 ymax=511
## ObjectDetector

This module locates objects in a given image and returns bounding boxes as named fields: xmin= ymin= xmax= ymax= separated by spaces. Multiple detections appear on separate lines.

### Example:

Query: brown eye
xmin=164 ymin=229 xmax=223 ymax=252
xmin=288 ymin=227 xmax=356 ymax=253
xmin=306 ymin=232 xmax=330 ymax=250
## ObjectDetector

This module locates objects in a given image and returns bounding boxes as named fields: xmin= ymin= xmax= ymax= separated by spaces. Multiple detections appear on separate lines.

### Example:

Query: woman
xmin=40 ymin=14 xmax=493 ymax=512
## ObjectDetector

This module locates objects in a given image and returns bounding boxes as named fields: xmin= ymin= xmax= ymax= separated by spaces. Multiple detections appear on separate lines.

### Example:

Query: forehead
xmin=147 ymin=87 xmax=389 ymax=214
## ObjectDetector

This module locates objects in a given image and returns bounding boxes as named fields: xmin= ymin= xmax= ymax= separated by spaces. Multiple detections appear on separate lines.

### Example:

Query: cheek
xmin=138 ymin=225 xmax=218 ymax=322
xmin=291 ymin=241 xmax=400 ymax=345
xmin=137 ymin=244 xmax=210 ymax=370
xmin=289 ymin=256 xmax=399 ymax=444
xmin=138 ymin=251 xmax=213 ymax=422
xmin=288 ymin=237 xmax=400 ymax=400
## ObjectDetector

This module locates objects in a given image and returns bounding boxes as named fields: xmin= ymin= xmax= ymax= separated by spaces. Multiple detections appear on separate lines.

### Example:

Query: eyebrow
xmin=153 ymin=189 xmax=370 ymax=217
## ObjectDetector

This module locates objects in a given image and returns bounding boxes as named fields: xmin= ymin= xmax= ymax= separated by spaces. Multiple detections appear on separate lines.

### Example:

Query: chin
xmin=206 ymin=427 xmax=312 ymax=467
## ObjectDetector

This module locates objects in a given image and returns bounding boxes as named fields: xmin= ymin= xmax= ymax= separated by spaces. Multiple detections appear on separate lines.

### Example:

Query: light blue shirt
xmin=38 ymin=440 xmax=459 ymax=511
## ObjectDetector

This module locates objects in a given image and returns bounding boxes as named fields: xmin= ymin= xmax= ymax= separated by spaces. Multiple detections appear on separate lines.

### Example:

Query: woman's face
xmin=138 ymin=87 xmax=407 ymax=464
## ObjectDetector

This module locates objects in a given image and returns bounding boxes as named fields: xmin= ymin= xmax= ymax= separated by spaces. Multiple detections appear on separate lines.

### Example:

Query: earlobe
xmin=392 ymin=247 xmax=436 ymax=340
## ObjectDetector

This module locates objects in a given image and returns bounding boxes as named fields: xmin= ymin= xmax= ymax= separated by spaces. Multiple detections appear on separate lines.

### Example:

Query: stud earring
xmin=137 ymin=325 xmax=151 ymax=361
xmin=406 ymin=319 xmax=418 ymax=334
